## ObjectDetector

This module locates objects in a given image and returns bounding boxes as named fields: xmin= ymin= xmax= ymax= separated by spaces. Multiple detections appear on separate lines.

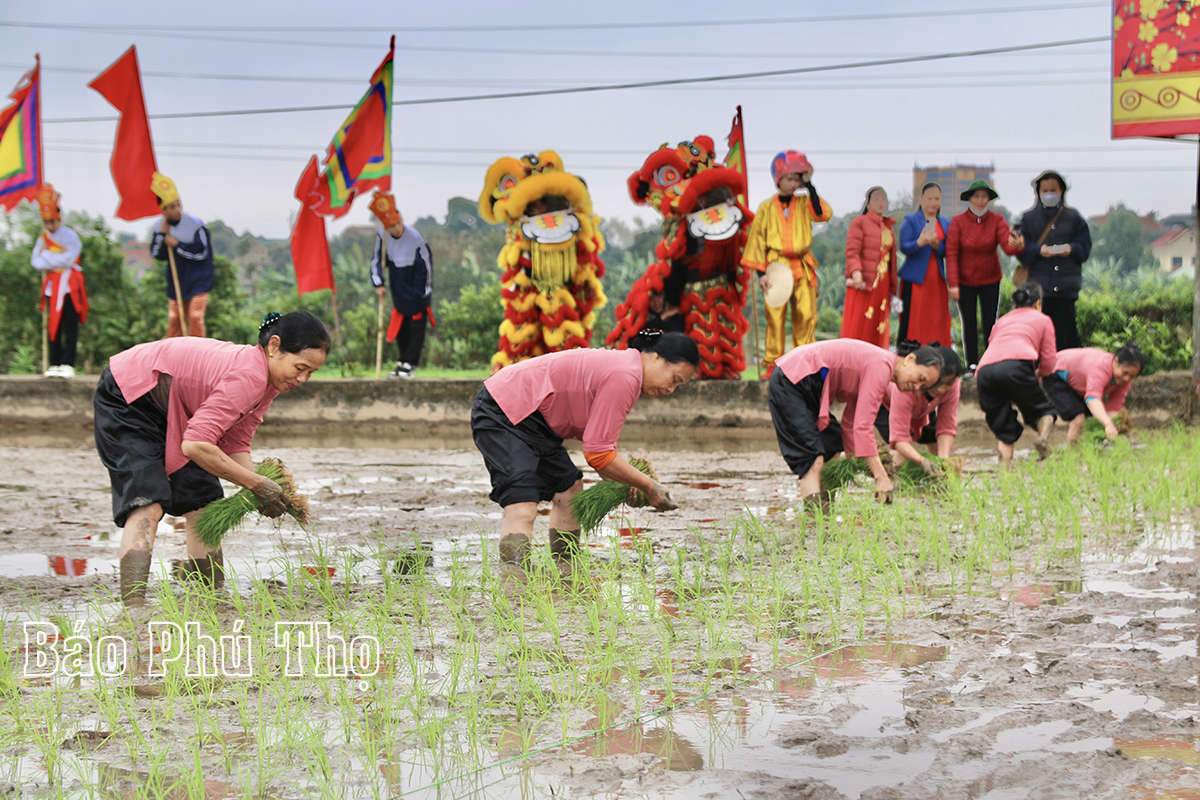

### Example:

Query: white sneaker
xmin=43 ymin=365 xmax=66 ymax=377
xmin=58 ymin=365 xmax=74 ymax=378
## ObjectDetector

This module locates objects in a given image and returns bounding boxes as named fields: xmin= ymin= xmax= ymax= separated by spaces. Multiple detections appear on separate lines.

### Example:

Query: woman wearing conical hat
xmin=31 ymin=184 xmax=88 ymax=377
xmin=149 ymin=172 xmax=214 ymax=338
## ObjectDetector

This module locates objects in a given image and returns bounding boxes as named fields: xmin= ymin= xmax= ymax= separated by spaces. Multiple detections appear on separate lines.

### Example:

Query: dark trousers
xmin=768 ymin=369 xmax=844 ymax=479
xmin=395 ymin=314 xmax=427 ymax=366
xmin=976 ymin=359 xmax=1056 ymax=444
xmin=49 ymin=301 xmax=79 ymax=368
xmin=1040 ymin=297 xmax=1081 ymax=351
xmin=957 ymin=282 xmax=1000 ymax=369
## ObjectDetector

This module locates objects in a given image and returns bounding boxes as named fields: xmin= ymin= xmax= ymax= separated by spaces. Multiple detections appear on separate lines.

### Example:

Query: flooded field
xmin=0 ymin=425 xmax=1197 ymax=799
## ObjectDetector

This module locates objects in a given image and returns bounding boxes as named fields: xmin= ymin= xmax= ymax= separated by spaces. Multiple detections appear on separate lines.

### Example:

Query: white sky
xmin=3 ymin=0 xmax=1196 ymax=241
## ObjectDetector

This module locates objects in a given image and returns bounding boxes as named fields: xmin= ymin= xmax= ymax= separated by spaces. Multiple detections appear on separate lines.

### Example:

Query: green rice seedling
xmin=894 ymin=454 xmax=964 ymax=489
xmin=193 ymin=458 xmax=310 ymax=548
xmin=570 ymin=458 xmax=657 ymax=534
xmin=819 ymin=457 xmax=870 ymax=492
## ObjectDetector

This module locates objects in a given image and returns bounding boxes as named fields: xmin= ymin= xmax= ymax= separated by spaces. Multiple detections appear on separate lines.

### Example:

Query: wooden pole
xmin=375 ymin=293 xmax=386 ymax=378
xmin=329 ymin=289 xmax=343 ymax=353
xmin=41 ymin=304 xmax=49 ymax=374
xmin=166 ymin=247 xmax=187 ymax=336
xmin=749 ymin=274 xmax=762 ymax=380
xmin=1193 ymin=139 xmax=1199 ymax=415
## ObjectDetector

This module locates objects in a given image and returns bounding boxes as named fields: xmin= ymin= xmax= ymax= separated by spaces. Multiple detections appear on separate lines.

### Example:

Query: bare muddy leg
xmin=119 ymin=505 xmax=162 ymax=607
xmin=549 ymin=528 xmax=582 ymax=560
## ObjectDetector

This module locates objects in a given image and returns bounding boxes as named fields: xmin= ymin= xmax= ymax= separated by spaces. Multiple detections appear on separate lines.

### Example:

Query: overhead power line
xmin=0 ymin=4 xmax=1108 ymax=34
xmin=45 ymin=146 xmax=1190 ymax=174
xmin=42 ymin=36 xmax=1109 ymax=124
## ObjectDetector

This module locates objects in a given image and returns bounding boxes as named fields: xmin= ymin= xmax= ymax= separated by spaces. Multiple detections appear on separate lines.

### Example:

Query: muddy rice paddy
xmin=0 ymin=424 xmax=1197 ymax=799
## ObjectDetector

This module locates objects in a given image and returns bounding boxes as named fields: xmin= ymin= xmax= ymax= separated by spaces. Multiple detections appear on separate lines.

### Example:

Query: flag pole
xmin=375 ymin=294 xmax=386 ymax=378
xmin=41 ymin=305 xmax=48 ymax=374
xmin=166 ymin=248 xmax=188 ymax=336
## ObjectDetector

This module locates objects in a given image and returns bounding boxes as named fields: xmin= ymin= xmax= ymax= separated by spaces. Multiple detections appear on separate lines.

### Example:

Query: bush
xmin=424 ymin=283 xmax=504 ymax=370
xmin=1077 ymin=275 xmax=1192 ymax=373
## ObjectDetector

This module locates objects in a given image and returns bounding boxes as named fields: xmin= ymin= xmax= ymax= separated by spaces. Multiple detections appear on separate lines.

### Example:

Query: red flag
xmin=88 ymin=46 xmax=159 ymax=220
xmin=290 ymin=156 xmax=334 ymax=294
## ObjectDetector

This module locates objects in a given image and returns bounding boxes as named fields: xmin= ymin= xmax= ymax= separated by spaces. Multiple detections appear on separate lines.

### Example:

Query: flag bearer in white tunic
xmin=31 ymin=184 xmax=87 ymax=377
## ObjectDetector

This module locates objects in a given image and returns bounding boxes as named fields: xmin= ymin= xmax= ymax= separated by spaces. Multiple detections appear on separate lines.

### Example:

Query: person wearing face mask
xmin=31 ymin=184 xmax=88 ymax=378
xmin=93 ymin=311 xmax=330 ymax=606
xmin=945 ymin=180 xmax=1020 ymax=378
xmin=897 ymin=182 xmax=953 ymax=347
xmin=1011 ymin=170 xmax=1092 ymax=350
xmin=840 ymin=186 xmax=898 ymax=347
xmin=1041 ymin=343 xmax=1144 ymax=443
xmin=742 ymin=151 xmax=833 ymax=375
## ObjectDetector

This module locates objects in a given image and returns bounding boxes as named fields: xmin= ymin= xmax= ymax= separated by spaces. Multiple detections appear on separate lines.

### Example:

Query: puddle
xmin=1001 ymin=579 xmax=1083 ymax=608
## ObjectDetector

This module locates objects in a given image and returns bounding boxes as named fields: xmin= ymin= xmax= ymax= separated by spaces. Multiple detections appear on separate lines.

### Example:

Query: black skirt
xmin=470 ymin=386 xmax=584 ymax=507
xmin=93 ymin=368 xmax=224 ymax=527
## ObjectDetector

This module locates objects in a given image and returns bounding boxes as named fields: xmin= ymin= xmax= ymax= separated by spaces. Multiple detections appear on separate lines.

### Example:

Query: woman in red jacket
xmin=946 ymin=179 xmax=1020 ymax=377
xmin=840 ymin=186 xmax=898 ymax=347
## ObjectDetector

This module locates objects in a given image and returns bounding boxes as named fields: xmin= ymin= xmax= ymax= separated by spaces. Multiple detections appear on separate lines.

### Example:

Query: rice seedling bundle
xmin=895 ymin=454 xmax=964 ymax=488
xmin=571 ymin=458 xmax=657 ymax=535
xmin=819 ymin=458 xmax=871 ymax=492
xmin=194 ymin=458 xmax=310 ymax=547
xmin=1082 ymin=410 xmax=1133 ymax=445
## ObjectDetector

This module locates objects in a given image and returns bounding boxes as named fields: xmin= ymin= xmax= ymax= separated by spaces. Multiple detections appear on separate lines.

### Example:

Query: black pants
xmin=875 ymin=405 xmax=937 ymax=446
xmin=768 ymin=369 xmax=844 ymax=479
xmin=395 ymin=314 xmax=427 ymax=366
xmin=1040 ymin=297 xmax=1081 ymax=351
xmin=1041 ymin=372 xmax=1088 ymax=421
xmin=957 ymin=282 xmax=1000 ymax=369
xmin=49 ymin=300 xmax=79 ymax=368
xmin=976 ymin=359 xmax=1056 ymax=444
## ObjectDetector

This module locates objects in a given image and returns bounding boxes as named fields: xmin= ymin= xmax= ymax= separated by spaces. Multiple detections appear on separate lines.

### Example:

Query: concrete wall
xmin=1 ymin=370 xmax=1194 ymax=432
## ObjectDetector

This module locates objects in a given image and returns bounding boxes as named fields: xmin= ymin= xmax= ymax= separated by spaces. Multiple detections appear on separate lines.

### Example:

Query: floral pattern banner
xmin=1113 ymin=0 xmax=1200 ymax=137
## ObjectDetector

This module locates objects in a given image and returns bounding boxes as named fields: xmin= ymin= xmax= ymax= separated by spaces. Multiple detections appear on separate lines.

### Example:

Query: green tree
xmin=1090 ymin=204 xmax=1151 ymax=274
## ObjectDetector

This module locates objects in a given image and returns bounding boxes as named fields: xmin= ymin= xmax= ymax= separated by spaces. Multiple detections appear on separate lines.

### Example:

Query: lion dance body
xmin=606 ymin=137 xmax=754 ymax=379
xmin=478 ymin=151 xmax=606 ymax=370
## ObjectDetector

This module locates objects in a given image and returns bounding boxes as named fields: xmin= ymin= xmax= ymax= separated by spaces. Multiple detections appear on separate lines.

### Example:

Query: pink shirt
xmin=777 ymin=339 xmax=896 ymax=457
xmin=883 ymin=380 xmax=959 ymax=444
xmin=1053 ymin=348 xmax=1130 ymax=412
xmin=109 ymin=338 xmax=280 ymax=475
xmin=977 ymin=307 xmax=1057 ymax=376
xmin=484 ymin=348 xmax=643 ymax=453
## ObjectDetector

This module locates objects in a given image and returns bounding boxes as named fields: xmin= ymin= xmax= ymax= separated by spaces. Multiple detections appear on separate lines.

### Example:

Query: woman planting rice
xmin=1041 ymin=343 xmax=1144 ymax=443
xmin=975 ymin=282 xmax=1057 ymax=464
xmin=471 ymin=330 xmax=696 ymax=566
xmin=876 ymin=343 xmax=963 ymax=472
xmin=769 ymin=339 xmax=943 ymax=506
xmin=94 ymin=311 xmax=330 ymax=606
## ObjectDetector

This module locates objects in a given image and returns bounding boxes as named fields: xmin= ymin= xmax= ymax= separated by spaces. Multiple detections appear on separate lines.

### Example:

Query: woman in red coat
xmin=840 ymin=186 xmax=898 ymax=347
xmin=946 ymin=179 xmax=1021 ymax=377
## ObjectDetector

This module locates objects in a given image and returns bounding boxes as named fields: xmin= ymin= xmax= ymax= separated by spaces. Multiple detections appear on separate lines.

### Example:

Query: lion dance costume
xmin=606 ymin=137 xmax=754 ymax=379
xmin=478 ymin=151 xmax=606 ymax=370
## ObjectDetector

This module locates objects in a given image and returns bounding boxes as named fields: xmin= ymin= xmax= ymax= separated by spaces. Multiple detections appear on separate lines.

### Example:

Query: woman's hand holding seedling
xmin=251 ymin=477 xmax=288 ymax=518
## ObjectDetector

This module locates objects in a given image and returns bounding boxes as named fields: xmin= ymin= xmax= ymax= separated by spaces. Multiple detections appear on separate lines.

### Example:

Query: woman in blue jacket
xmin=897 ymin=182 xmax=953 ymax=346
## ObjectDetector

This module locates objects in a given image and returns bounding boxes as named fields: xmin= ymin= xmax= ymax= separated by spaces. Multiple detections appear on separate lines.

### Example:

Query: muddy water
xmin=0 ymin=433 xmax=1198 ymax=799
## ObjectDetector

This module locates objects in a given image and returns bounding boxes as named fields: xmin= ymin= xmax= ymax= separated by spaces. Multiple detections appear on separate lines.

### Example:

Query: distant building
xmin=1159 ymin=212 xmax=1195 ymax=230
xmin=1150 ymin=227 xmax=1196 ymax=278
xmin=1087 ymin=212 xmax=1162 ymax=237
xmin=122 ymin=242 xmax=153 ymax=279
xmin=913 ymin=164 xmax=995 ymax=217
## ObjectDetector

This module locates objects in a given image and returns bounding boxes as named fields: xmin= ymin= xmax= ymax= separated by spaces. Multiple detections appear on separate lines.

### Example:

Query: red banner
xmin=1112 ymin=0 xmax=1200 ymax=138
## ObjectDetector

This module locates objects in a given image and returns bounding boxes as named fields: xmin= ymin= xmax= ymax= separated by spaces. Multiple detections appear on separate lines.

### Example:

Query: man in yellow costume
xmin=477 ymin=151 xmax=605 ymax=369
xmin=741 ymin=151 xmax=832 ymax=377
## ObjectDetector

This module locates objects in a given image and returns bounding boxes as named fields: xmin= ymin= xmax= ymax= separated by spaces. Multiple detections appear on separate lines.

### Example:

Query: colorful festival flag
xmin=1112 ymin=0 xmax=1200 ymax=138
xmin=89 ymin=46 xmax=160 ymax=220
xmin=289 ymin=37 xmax=394 ymax=294
xmin=0 ymin=56 xmax=43 ymax=213
xmin=725 ymin=105 xmax=747 ymax=206
xmin=314 ymin=37 xmax=394 ymax=217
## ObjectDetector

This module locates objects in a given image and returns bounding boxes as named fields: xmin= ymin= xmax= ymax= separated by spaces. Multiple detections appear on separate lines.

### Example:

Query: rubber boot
xmin=120 ymin=550 xmax=153 ymax=607
xmin=498 ymin=534 xmax=532 ymax=568
xmin=1033 ymin=416 xmax=1055 ymax=460
xmin=549 ymin=528 xmax=582 ymax=561
xmin=173 ymin=549 xmax=225 ymax=589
